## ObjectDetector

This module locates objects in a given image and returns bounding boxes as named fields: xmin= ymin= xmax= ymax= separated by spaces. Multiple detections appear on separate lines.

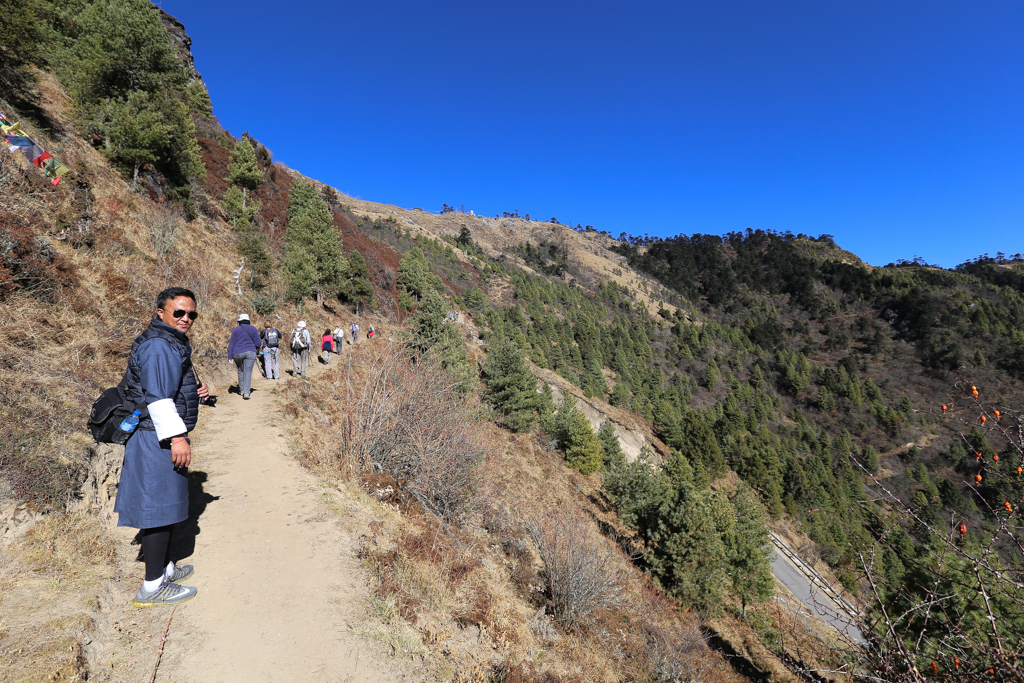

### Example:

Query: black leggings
xmin=140 ymin=525 xmax=173 ymax=581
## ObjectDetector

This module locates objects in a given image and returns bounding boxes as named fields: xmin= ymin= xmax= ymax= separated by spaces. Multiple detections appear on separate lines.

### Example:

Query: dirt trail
xmin=136 ymin=342 xmax=413 ymax=682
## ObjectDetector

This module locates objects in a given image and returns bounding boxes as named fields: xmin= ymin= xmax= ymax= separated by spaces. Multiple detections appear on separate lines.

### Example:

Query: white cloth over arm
xmin=137 ymin=338 xmax=188 ymax=440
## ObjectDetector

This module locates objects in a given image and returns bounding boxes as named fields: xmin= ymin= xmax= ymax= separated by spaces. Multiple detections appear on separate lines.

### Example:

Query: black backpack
xmin=265 ymin=328 xmax=280 ymax=347
xmin=87 ymin=377 xmax=138 ymax=445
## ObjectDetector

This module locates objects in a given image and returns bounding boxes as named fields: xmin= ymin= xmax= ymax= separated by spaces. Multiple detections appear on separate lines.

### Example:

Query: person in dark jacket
xmin=260 ymin=321 xmax=282 ymax=380
xmin=227 ymin=313 xmax=262 ymax=399
xmin=114 ymin=287 xmax=208 ymax=607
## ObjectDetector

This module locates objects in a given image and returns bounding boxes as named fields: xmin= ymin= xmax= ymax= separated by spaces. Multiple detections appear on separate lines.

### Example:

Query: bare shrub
xmin=525 ymin=507 xmax=628 ymax=629
xmin=340 ymin=341 xmax=483 ymax=522
xmin=146 ymin=202 xmax=182 ymax=256
xmin=631 ymin=590 xmax=714 ymax=683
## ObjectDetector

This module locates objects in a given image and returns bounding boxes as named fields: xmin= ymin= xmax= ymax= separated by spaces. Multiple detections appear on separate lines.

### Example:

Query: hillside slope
xmin=4 ymin=3 xmax=1024 ymax=682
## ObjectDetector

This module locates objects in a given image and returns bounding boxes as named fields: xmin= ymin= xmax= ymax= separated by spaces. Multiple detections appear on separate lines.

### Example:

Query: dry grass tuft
xmin=14 ymin=511 xmax=117 ymax=589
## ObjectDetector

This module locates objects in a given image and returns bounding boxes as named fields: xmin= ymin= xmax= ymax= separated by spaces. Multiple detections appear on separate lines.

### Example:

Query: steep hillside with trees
xmin=3 ymin=2 xmax=1024 ymax=682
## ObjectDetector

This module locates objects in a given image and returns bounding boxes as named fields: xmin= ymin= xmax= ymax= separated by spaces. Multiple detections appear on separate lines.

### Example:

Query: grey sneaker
xmin=132 ymin=578 xmax=197 ymax=607
xmin=166 ymin=564 xmax=194 ymax=584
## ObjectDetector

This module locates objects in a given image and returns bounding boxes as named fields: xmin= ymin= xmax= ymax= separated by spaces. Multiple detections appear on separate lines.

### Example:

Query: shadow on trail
xmin=132 ymin=470 xmax=220 ymax=565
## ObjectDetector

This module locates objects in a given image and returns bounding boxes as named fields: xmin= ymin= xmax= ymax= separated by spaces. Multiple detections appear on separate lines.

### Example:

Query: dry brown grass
xmin=0 ymin=512 xmax=114 ymax=683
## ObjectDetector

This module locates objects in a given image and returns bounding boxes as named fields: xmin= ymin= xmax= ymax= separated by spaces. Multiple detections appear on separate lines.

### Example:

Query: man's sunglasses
xmin=168 ymin=309 xmax=199 ymax=320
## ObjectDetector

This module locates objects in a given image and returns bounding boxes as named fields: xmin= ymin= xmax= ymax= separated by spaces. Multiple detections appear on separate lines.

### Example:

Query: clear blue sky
xmin=162 ymin=0 xmax=1023 ymax=267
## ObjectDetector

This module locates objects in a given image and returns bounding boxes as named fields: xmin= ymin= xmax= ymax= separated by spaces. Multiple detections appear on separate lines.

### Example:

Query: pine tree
xmin=728 ymin=486 xmax=775 ymax=618
xmin=409 ymin=290 xmax=472 ymax=382
xmin=59 ymin=0 xmax=205 ymax=186
xmin=463 ymin=286 xmax=488 ymax=311
xmin=551 ymin=391 xmax=574 ymax=444
xmin=0 ymin=0 xmax=46 ymax=88
xmin=284 ymin=180 xmax=346 ymax=304
xmin=482 ymin=336 xmax=538 ymax=432
xmin=664 ymin=449 xmax=695 ymax=489
xmin=679 ymin=410 xmax=727 ymax=479
xmin=603 ymin=447 xmax=671 ymax=529
xmin=343 ymin=251 xmax=376 ymax=310
xmin=104 ymin=90 xmax=171 ymax=186
xmin=227 ymin=137 xmax=264 ymax=209
xmin=397 ymin=247 xmax=444 ymax=308
xmin=598 ymin=420 xmax=625 ymax=469
xmin=565 ymin=410 xmax=603 ymax=475
xmin=863 ymin=445 xmax=879 ymax=473
xmin=644 ymin=484 xmax=731 ymax=615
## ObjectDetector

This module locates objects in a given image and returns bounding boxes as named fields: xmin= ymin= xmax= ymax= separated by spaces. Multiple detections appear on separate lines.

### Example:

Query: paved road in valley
xmin=771 ymin=550 xmax=866 ymax=643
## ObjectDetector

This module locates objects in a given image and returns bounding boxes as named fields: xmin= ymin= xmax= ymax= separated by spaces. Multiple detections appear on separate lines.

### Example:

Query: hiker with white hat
xmin=227 ymin=313 xmax=262 ymax=399
xmin=289 ymin=320 xmax=311 ymax=377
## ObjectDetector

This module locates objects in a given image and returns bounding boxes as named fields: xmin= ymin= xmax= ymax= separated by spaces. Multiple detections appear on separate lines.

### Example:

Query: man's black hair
xmin=156 ymin=287 xmax=197 ymax=309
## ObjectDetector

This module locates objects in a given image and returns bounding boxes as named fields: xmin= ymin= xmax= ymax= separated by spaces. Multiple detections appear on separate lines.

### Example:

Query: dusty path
xmin=139 ymin=342 xmax=416 ymax=682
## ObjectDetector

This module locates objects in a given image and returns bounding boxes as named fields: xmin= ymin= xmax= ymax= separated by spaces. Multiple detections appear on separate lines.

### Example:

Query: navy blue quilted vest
xmin=124 ymin=318 xmax=199 ymax=433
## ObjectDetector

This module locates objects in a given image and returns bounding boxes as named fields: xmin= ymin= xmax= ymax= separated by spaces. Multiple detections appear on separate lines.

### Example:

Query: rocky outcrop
xmin=70 ymin=443 xmax=123 ymax=524
xmin=533 ymin=366 xmax=669 ymax=462
xmin=160 ymin=9 xmax=202 ymax=82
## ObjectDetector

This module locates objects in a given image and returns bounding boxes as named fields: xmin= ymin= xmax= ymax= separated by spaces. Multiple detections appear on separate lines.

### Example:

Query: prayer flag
xmin=20 ymin=144 xmax=45 ymax=163
xmin=43 ymin=157 xmax=70 ymax=178
xmin=5 ymin=135 xmax=33 ymax=147
xmin=33 ymin=151 xmax=53 ymax=167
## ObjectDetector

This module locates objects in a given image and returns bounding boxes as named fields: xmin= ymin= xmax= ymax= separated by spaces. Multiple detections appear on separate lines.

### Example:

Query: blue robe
xmin=113 ymin=338 xmax=190 ymax=529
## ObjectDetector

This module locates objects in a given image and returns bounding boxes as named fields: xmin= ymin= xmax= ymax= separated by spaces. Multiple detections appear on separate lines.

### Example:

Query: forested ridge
xmin=4 ymin=1 xmax=1024 ymax=680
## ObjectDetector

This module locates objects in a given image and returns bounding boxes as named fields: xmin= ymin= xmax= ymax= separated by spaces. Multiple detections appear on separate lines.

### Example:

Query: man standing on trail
xmin=350 ymin=321 xmax=359 ymax=344
xmin=290 ymin=321 xmax=311 ymax=376
xmin=260 ymin=321 xmax=282 ymax=380
xmin=332 ymin=326 xmax=344 ymax=355
xmin=115 ymin=287 xmax=207 ymax=607
xmin=227 ymin=314 xmax=261 ymax=400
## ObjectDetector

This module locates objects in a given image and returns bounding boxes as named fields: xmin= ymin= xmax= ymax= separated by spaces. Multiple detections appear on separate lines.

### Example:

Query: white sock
xmin=164 ymin=561 xmax=175 ymax=578
xmin=143 ymin=577 xmax=163 ymax=593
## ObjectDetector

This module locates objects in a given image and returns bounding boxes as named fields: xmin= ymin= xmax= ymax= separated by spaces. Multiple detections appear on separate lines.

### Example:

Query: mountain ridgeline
xmin=3 ymin=0 xmax=1024 ymax=679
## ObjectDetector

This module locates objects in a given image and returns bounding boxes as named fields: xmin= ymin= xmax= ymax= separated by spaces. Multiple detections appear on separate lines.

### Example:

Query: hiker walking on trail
xmin=321 ymin=329 xmax=335 ymax=364
xmin=332 ymin=327 xmax=344 ymax=355
xmin=290 ymin=321 xmax=311 ymax=376
xmin=350 ymin=322 xmax=359 ymax=344
xmin=228 ymin=314 xmax=261 ymax=400
xmin=260 ymin=321 xmax=282 ymax=380
xmin=114 ymin=287 xmax=207 ymax=607
xmin=367 ymin=324 xmax=375 ymax=339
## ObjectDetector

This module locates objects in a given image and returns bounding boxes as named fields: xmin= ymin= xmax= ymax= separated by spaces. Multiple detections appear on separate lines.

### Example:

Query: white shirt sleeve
xmin=148 ymin=398 xmax=188 ymax=441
